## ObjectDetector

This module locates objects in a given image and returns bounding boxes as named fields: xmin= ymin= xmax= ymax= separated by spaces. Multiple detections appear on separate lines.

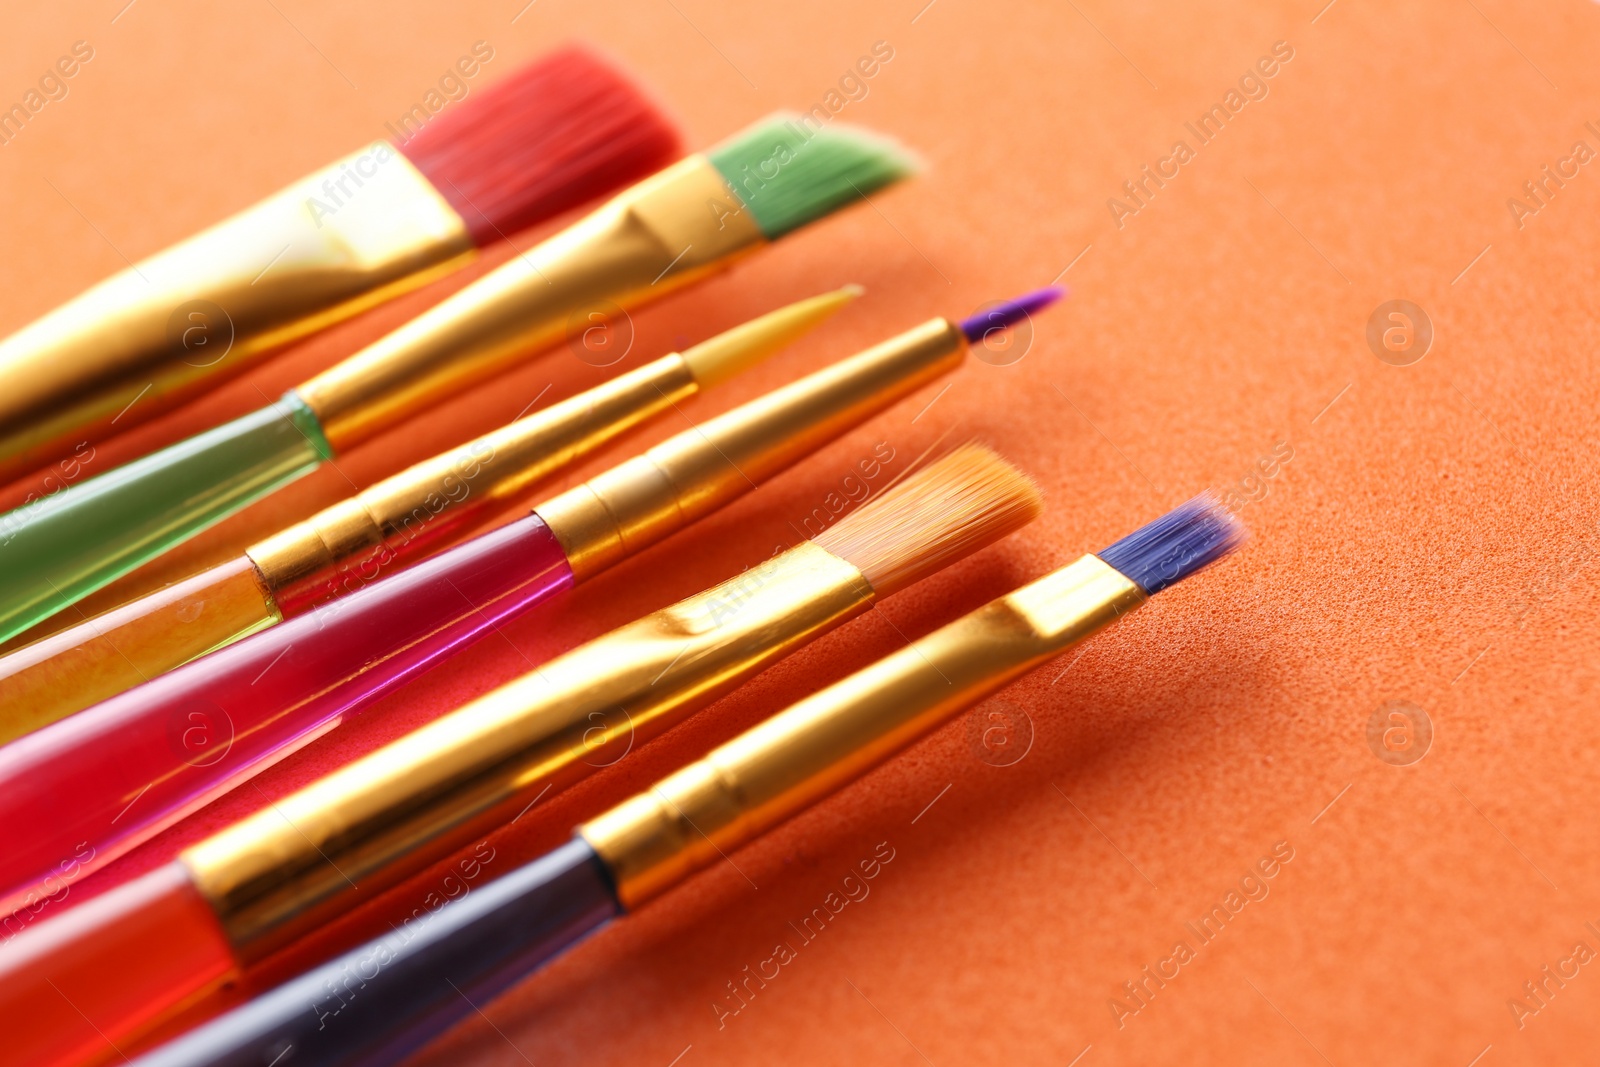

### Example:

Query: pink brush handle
xmin=0 ymin=514 xmax=573 ymax=927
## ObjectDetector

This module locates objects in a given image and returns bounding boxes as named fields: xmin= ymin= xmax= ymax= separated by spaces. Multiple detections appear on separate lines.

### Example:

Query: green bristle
xmin=706 ymin=113 xmax=918 ymax=239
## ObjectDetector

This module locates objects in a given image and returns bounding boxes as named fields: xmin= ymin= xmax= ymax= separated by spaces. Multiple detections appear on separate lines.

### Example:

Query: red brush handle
xmin=0 ymin=514 xmax=573 ymax=926
xmin=0 ymin=861 xmax=236 ymax=1067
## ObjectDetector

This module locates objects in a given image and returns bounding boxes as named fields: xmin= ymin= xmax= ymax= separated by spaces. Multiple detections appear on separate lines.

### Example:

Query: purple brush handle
xmin=129 ymin=839 xmax=620 ymax=1067
xmin=0 ymin=514 xmax=572 ymax=921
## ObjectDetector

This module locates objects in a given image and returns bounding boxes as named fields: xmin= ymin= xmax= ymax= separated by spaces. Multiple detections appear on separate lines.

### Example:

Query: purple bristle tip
xmin=957 ymin=286 xmax=1067 ymax=344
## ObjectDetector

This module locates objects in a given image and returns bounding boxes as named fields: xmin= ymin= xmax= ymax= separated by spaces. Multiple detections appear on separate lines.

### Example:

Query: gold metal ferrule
xmin=245 ymin=286 xmax=860 ymax=613
xmin=538 ymin=316 xmax=967 ymax=582
xmin=246 ymin=355 xmax=697 ymax=613
xmin=182 ymin=541 xmax=873 ymax=961
xmin=182 ymin=308 xmax=963 ymax=957
xmin=0 ymin=146 xmax=473 ymax=482
xmin=295 ymin=155 xmax=767 ymax=453
xmin=581 ymin=554 xmax=1147 ymax=909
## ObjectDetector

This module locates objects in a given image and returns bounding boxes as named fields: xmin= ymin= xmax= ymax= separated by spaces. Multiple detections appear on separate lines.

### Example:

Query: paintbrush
xmin=0 ymin=445 xmax=1040 ymax=1067
xmin=0 ymin=45 xmax=678 ymax=485
xmin=0 ymin=286 xmax=861 ymax=740
xmin=126 ymin=495 xmax=1245 ymax=1067
xmin=0 ymin=112 xmax=918 ymax=644
xmin=0 ymin=291 xmax=1060 ymax=923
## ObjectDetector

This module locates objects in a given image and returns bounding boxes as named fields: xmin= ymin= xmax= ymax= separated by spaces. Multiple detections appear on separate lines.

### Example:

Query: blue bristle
xmin=1097 ymin=493 xmax=1247 ymax=595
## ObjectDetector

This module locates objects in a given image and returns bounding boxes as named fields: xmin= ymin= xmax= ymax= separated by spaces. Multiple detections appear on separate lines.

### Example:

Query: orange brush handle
xmin=0 ymin=862 xmax=238 ymax=1067
xmin=0 ymin=558 xmax=279 ymax=743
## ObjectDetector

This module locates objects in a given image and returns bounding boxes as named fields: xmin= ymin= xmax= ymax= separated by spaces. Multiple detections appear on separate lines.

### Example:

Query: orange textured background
xmin=5 ymin=1 xmax=1600 ymax=1064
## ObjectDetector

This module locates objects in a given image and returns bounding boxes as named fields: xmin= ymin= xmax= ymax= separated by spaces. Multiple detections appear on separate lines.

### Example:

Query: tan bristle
xmin=813 ymin=444 xmax=1043 ymax=596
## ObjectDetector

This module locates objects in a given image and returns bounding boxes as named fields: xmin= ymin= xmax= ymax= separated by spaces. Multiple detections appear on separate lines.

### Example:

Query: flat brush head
xmin=707 ymin=112 xmax=918 ymax=240
xmin=398 ymin=45 xmax=680 ymax=245
xmin=1098 ymin=492 xmax=1247 ymax=595
xmin=816 ymin=444 xmax=1043 ymax=597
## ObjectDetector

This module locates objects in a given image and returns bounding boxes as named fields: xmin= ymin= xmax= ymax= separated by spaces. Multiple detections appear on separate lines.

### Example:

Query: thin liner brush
xmin=0 ymin=446 xmax=1041 ymax=1067
xmin=0 ymin=45 xmax=679 ymax=484
xmin=127 ymin=495 xmax=1247 ymax=1067
xmin=0 ymin=111 xmax=919 ymax=644
xmin=0 ymin=287 xmax=860 ymax=740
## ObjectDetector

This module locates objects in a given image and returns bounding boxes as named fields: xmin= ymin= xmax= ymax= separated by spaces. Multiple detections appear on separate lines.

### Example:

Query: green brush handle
xmin=0 ymin=392 xmax=332 ymax=644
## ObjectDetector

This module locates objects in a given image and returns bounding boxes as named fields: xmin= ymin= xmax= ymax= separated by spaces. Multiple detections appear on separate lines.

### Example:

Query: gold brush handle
xmin=247 ymin=354 xmax=698 ymax=610
xmin=539 ymin=317 xmax=966 ymax=580
xmin=250 ymin=286 xmax=863 ymax=611
xmin=0 ymin=148 xmax=474 ymax=481
xmin=582 ymin=554 xmax=1148 ymax=909
xmin=183 ymin=309 xmax=972 ymax=960
xmin=183 ymin=542 xmax=872 ymax=961
xmin=294 ymin=156 xmax=767 ymax=453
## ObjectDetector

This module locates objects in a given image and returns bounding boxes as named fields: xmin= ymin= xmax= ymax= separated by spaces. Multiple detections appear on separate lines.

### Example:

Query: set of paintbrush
xmin=0 ymin=38 xmax=1247 ymax=1067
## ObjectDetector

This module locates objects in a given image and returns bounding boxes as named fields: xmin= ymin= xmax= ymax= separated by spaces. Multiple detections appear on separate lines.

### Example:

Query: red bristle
xmin=397 ymin=45 xmax=680 ymax=246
